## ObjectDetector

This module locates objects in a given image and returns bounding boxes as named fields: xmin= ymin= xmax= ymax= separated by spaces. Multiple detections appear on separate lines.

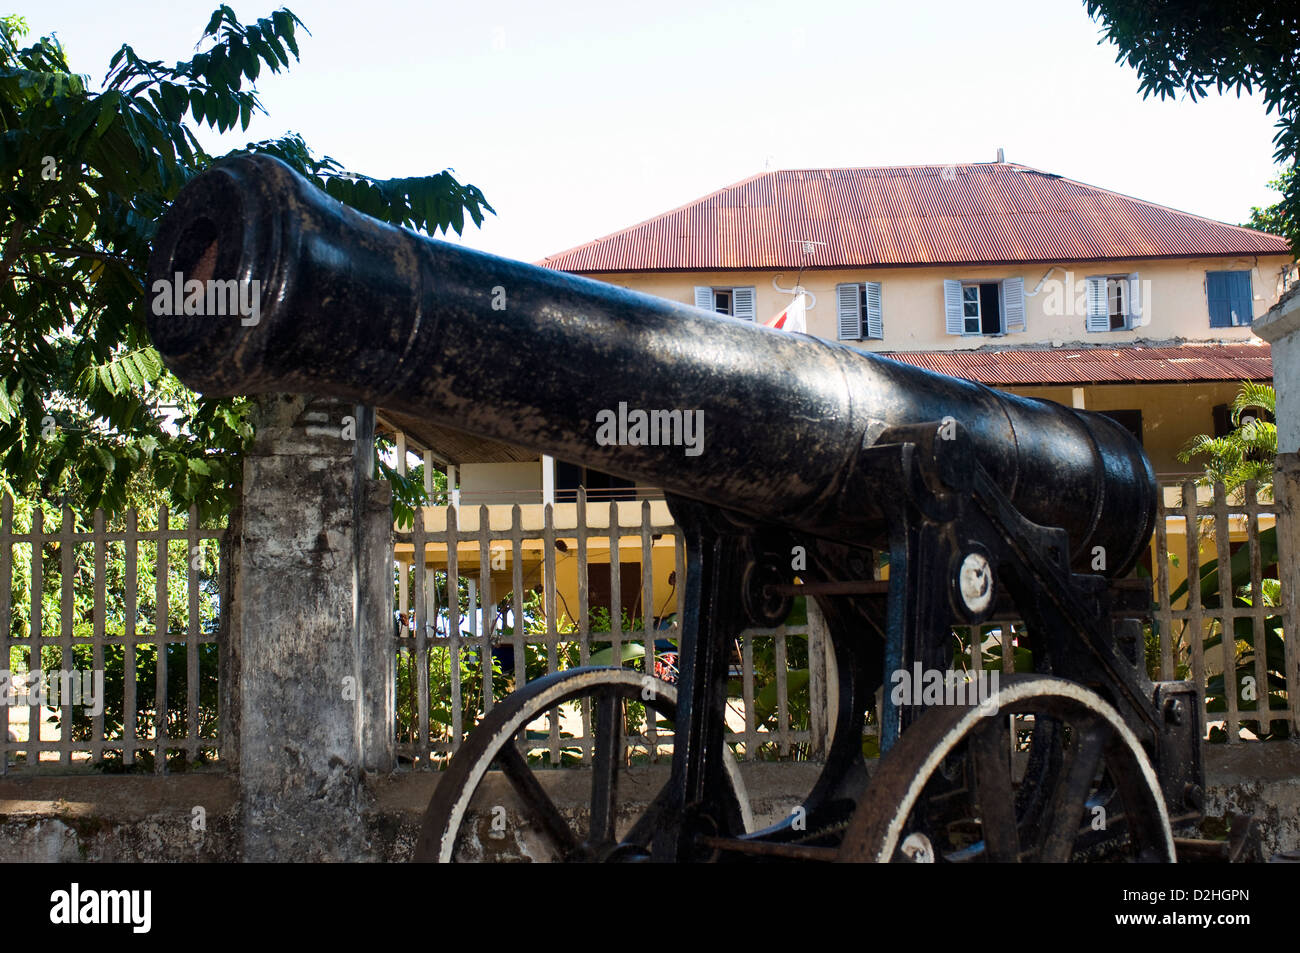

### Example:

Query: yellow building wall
xmin=592 ymin=255 xmax=1293 ymax=349
xmin=459 ymin=461 xmax=542 ymax=503
xmin=1002 ymin=381 xmax=1247 ymax=476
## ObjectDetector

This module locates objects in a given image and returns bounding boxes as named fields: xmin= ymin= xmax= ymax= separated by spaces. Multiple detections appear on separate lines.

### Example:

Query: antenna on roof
xmin=786 ymin=239 xmax=827 ymax=297
xmin=997 ymin=147 xmax=1005 ymax=163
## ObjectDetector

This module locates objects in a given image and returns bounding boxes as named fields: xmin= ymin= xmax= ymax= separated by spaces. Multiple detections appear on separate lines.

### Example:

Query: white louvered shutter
xmin=1128 ymin=273 xmax=1146 ymax=327
xmin=837 ymin=284 xmax=861 ymax=340
xmin=864 ymin=282 xmax=883 ymax=339
xmin=694 ymin=286 xmax=714 ymax=311
xmin=1085 ymin=276 xmax=1109 ymax=332
xmin=1001 ymin=276 xmax=1026 ymax=332
xmin=943 ymin=279 xmax=964 ymax=335
xmin=732 ymin=286 xmax=756 ymax=321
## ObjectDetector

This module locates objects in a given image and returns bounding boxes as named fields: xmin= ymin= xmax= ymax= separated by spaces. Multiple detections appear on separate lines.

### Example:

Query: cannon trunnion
xmin=148 ymin=155 xmax=1206 ymax=863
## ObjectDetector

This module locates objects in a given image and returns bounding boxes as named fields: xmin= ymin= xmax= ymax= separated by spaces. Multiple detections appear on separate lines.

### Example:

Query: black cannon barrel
xmin=146 ymin=155 xmax=1156 ymax=575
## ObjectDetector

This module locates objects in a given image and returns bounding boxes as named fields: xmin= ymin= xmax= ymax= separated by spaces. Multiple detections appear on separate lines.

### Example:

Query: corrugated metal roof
xmin=539 ymin=164 xmax=1292 ymax=272
xmin=878 ymin=342 xmax=1273 ymax=385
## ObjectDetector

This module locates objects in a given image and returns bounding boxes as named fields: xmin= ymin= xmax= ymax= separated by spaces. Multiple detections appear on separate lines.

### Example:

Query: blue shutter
xmin=1229 ymin=271 xmax=1253 ymax=326
xmin=1127 ymin=273 xmax=1146 ymax=328
xmin=943 ymin=280 xmax=964 ymax=335
xmin=732 ymin=286 xmax=756 ymax=322
xmin=694 ymin=286 xmax=713 ymax=311
xmin=1085 ymin=276 xmax=1109 ymax=332
xmin=864 ymin=282 xmax=883 ymax=339
xmin=1207 ymin=272 xmax=1233 ymax=328
xmin=837 ymin=284 xmax=861 ymax=340
xmin=1001 ymin=277 xmax=1025 ymax=332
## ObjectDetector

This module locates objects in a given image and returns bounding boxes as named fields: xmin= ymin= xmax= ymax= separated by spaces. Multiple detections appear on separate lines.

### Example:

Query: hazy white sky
xmin=23 ymin=0 xmax=1292 ymax=263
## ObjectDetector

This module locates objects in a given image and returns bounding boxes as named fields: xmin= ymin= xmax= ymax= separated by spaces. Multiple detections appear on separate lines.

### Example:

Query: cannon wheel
xmin=838 ymin=675 xmax=1175 ymax=863
xmin=414 ymin=667 xmax=753 ymax=862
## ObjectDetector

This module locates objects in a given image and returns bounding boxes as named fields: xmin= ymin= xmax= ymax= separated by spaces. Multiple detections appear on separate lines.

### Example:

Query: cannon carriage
xmin=147 ymin=154 xmax=1209 ymax=863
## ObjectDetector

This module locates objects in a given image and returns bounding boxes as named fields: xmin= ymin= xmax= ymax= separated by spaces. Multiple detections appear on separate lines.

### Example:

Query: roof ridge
xmin=538 ymin=163 xmax=1293 ymax=270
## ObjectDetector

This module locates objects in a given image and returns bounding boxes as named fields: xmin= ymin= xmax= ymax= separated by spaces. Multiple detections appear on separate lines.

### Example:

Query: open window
xmin=943 ymin=277 xmax=1025 ymax=336
xmin=1086 ymin=274 xmax=1144 ymax=331
xmin=694 ymin=285 xmax=757 ymax=321
xmin=836 ymin=281 xmax=883 ymax=341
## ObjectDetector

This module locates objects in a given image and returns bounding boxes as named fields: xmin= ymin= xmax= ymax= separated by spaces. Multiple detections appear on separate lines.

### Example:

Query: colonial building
xmin=538 ymin=160 xmax=1294 ymax=477
xmin=388 ymin=159 xmax=1296 ymax=625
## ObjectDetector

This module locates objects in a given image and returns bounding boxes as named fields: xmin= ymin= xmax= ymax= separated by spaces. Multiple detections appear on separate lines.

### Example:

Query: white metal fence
xmin=390 ymin=490 xmax=823 ymax=768
xmin=2 ymin=475 xmax=1290 ymax=776
xmin=1 ymin=498 xmax=227 ymax=774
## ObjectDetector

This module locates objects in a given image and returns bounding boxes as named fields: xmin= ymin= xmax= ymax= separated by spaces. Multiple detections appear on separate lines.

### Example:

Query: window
xmin=1085 ymin=274 xmax=1143 ymax=332
xmin=694 ymin=286 xmax=756 ymax=321
xmin=1213 ymin=401 xmax=1272 ymax=438
xmin=1206 ymin=270 xmax=1253 ymax=328
xmin=1108 ymin=279 xmax=1125 ymax=330
xmin=836 ymin=282 xmax=883 ymax=341
xmin=963 ymin=284 xmax=983 ymax=334
xmin=943 ymin=277 xmax=1025 ymax=336
xmin=1098 ymin=409 xmax=1143 ymax=447
xmin=555 ymin=460 xmax=636 ymax=502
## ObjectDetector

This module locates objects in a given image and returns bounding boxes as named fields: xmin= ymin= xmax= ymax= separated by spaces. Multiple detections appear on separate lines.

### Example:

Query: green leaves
xmin=1176 ymin=382 xmax=1277 ymax=501
xmin=1086 ymin=2 xmax=1300 ymax=258
xmin=1 ymin=8 xmax=491 ymax=524
xmin=80 ymin=347 xmax=164 ymax=397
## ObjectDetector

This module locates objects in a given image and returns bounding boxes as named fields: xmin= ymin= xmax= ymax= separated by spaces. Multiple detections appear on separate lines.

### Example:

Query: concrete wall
xmin=3 ymin=748 xmax=1296 ymax=861
xmin=594 ymin=255 xmax=1294 ymax=349
xmin=459 ymin=461 xmax=542 ymax=503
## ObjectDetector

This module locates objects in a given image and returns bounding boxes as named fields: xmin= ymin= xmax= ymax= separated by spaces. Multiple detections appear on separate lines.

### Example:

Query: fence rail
xmin=2 ymin=472 xmax=1290 ymax=777
xmin=393 ymin=478 xmax=1295 ymax=765
xmin=1 ymin=498 xmax=227 ymax=775
xmin=391 ymin=491 xmax=826 ymax=768
xmin=1150 ymin=479 xmax=1293 ymax=742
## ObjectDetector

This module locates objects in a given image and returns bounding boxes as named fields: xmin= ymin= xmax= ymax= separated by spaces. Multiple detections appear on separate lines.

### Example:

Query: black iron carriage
xmin=148 ymin=155 xmax=1211 ymax=863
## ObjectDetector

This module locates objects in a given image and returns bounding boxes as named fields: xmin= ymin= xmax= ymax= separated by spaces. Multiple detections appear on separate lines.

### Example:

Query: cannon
xmin=148 ymin=155 xmax=1207 ymax=862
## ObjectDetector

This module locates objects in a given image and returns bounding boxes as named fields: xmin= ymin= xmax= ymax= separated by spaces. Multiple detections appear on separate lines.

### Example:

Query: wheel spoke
xmin=588 ymin=688 xmax=623 ymax=847
xmin=495 ymin=741 xmax=580 ymax=855
xmin=1037 ymin=719 xmax=1107 ymax=862
xmin=971 ymin=715 xmax=1021 ymax=862
xmin=621 ymin=783 xmax=672 ymax=848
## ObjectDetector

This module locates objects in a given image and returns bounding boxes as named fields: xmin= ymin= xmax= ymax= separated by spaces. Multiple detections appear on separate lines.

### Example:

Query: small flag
xmin=764 ymin=292 xmax=806 ymax=333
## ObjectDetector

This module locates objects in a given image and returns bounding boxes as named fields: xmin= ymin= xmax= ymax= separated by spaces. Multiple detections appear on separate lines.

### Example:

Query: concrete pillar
xmin=234 ymin=394 xmax=393 ymax=861
xmin=542 ymin=454 xmax=555 ymax=505
xmin=1253 ymin=287 xmax=1300 ymax=734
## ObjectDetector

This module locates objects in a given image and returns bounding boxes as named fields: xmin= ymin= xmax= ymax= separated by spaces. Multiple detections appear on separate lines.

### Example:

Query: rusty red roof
xmin=539 ymin=164 xmax=1292 ymax=273
xmin=878 ymin=342 xmax=1273 ymax=386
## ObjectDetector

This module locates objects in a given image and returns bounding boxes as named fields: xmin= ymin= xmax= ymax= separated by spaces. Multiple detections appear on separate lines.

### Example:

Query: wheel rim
xmin=839 ymin=675 xmax=1175 ymax=863
xmin=414 ymin=667 xmax=751 ymax=862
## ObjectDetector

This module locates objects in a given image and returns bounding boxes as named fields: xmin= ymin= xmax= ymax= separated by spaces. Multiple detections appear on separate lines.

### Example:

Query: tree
xmin=1176 ymin=381 xmax=1276 ymax=500
xmin=0 ymin=8 xmax=493 ymax=522
xmin=1245 ymin=162 xmax=1297 ymax=248
xmin=1085 ymin=1 xmax=1300 ymax=256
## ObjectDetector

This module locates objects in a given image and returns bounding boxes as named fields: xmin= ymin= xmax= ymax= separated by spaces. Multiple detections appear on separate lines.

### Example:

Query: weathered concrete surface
xmin=1203 ymin=741 xmax=1300 ymax=859
xmin=234 ymin=394 xmax=393 ymax=861
xmin=5 ymin=748 xmax=1296 ymax=861
xmin=0 ymin=774 xmax=238 ymax=862
xmin=1253 ymin=284 xmax=1299 ymax=454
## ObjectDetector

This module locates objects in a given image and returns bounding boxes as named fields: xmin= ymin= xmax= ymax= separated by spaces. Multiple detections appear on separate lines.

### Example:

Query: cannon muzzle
xmin=147 ymin=155 xmax=1156 ymax=575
